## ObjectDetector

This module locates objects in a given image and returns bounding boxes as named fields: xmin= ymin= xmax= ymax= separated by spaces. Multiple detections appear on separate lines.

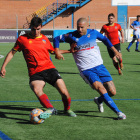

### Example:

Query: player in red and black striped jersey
xmin=100 ymin=13 xmax=124 ymax=75
xmin=0 ymin=17 xmax=76 ymax=118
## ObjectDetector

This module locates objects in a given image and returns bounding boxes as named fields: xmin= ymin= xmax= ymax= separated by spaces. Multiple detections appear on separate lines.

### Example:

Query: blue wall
xmin=117 ymin=5 xmax=128 ymax=28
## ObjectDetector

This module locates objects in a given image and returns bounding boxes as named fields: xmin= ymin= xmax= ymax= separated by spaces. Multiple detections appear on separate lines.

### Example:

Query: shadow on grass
xmin=128 ymin=71 xmax=140 ymax=73
xmin=0 ymin=105 xmax=41 ymax=124
xmin=57 ymin=110 xmax=117 ymax=120
xmin=123 ymin=63 xmax=140 ymax=65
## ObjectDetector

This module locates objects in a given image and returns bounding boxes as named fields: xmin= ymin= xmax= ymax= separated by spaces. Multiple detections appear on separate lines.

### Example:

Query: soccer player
xmin=53 ymin=18 xmax=126 ymax=120
xmin=0 ymin=17 xmax=76 ymax=119
xmin=126 ymin=15 xmax=140 ymax=52
xmin=100 ymin=13 xmax=124 ymax=75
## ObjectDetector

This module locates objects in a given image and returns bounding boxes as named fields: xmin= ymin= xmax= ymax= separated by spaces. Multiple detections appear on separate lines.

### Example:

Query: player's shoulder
xmin=70 ymin=30 xmax=78 ymax=36
xmin=87 ymin=29 xmax=96 ymax=34
xmin=104 ymin=24 xmax=109 ymax=27
xmin=41 ymin=34 xmax=49 ymax=39
xmin=88 ymin=29 xmax=100 ymax=36
xmin=101 ymin=24 xmax=109 ymax=29
xmin=17 ymin=33 xmax=28 ymax=42
xmin=132 ymin=20 xmax=137 ymax=24
xmin=88 ymin=29 xmax=97 ymax=32
xmin=18 ymin=33 xmax=28 ymax=38
xmin=41 ymin=34 xmax=48 ymax=39
xmin=114 ymin=23 xmax=121 ymax=28
xmin=114 ymin=23 xmax=120 ymax=26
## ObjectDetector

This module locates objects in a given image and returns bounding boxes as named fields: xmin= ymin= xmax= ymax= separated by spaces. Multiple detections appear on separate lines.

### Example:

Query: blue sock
xmin=127 ymin=42 xmax=133 ymax=49
xmin=136 ymin=41 xmax=139 ymax=50
xmin=102 ymin=93 xmax=121 ymax=113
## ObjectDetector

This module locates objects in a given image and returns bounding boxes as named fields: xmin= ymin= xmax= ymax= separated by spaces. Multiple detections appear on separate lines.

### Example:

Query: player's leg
xmin=92 ymin=81 xmax=126 ymax=119
xmin=107 ymin=47 xmax=122 ymax=75
xmin=30 ymin=80 xmax=55 ymax=119
xmin=112 ymin=56 xmax=122 ymax=75
xmin=82 ymin=65 xmax=126 ymax=119
xmin=126 ymin=38 xmax=135 ymax=52
xmin=135 ymin=37 xmax=140 ymax=52
xmin=114 ymin=43 xmax=123 ymax=73
xmin=29 ymin=70 xmax=58 ymax=119
xmin=54 ymin=79 xmax=76 ymax=117
xmin=30 ymin=80 xmax=54 ymax=109
xmin=116 ymin=43 xmax=123 ymax=70
xmin=103 ymin=81 xmax=116 ymax=97
xmin=41 ymin=68 xmax=76 ymax=117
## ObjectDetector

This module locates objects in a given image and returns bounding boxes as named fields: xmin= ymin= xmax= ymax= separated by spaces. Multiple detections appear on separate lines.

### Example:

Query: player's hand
xmin=70 ymin=43 xmax=77 ymax=53
xmin=115 ymin=51 xmax=122 ymax=60
xmin=54 ymin=48 xmax=65 ymax=60
xmin=121 ymin=38 xmax=124 ymax=43
xmin=0 ymin=68 xmax=6 ymax=78
xmin=55 ymin=53 xmax=65 ymax=60
xmin=134 ymin=29 xmax=137 ymax=31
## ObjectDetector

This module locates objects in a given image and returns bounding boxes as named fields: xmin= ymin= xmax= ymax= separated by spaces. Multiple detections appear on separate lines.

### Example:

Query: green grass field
xmin=0 ymin=42 xmax=140 ymax=140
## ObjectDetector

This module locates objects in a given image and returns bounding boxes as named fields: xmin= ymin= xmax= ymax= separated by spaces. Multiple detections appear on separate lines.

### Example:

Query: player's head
xmin=30 ymin=17 xmax=42 ymax=37
xmin=137 ymin=15 xmax=140 ymax=21
xmin=108 ymin=13 xmax=115 ymax=25
xmin=77 ymin=18 xmax=88 ymax=36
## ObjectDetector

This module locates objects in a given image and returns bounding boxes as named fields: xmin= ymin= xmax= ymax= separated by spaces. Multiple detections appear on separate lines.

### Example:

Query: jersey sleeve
xmin=12 ymin=38 xmax=23 ymax=52
xmin=131 ymin=21 xmax=135 ymax=27
xmin=96 ymin=30 xmax=113 ymax=49
xmin=53 ymin=32 xmax=75 ymax=48
xmin=100 ymin=26 xmax=105 ymax=34
xmin=118 ymin=24 xmax=122 ymax=31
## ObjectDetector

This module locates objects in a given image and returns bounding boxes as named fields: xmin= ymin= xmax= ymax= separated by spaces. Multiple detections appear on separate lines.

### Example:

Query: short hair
xmin=108 ymin=13 xmax=115 ymax=18
xmin=137 ymin=15 xmax=140 ymax=18
xmin=30 ymin=17 xmax=42 ymax=28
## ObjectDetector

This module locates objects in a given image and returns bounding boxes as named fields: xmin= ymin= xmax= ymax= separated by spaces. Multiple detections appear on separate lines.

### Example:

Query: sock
xmin=136 ymin=41 xmax=139 ymax=50
xmin=127 ymin=42 xmax=133 ymax=49
xmin=39 ymin=94 xmax=53 ymax=108
xmin=113 ymin=62 xmax=120 ymax=70
xmin=97 ymin=95 xmax=104 ymax=104
xmin=62 ymin=97 xmax=71 ymax=111
xmin=119 ymin=59 xmax=122 ymax=64
xmin=102 ymin=93 xmax=121 ymax=113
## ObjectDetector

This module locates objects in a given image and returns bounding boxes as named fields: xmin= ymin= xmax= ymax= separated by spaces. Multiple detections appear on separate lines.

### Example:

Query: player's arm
xmin=0 ymin=49 xmax=17 ymax=78
xmin=53 ymin=34 xmax=76 ymax=59
xmin=100 ymin=26 xmax=107 ymax=37
xmin=97 ymin=31 xmax=122 ymax=60
xmin=53 ymin=35 xmax=67 ymax=60
xmin=100 ymin=26 xmax=104 ymax=34
xmin=130 ymin=22 xmax=137 ymax=31
xmin=120 ymin=29 xmax=124 ymax=43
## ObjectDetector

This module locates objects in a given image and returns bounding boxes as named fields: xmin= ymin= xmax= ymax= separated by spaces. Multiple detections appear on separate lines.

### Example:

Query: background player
xmin=100 ymin=13 xmax=124 ymax=75
xmin=53 ymin=18 xmax=126 ymax=120
xmin=0 ymin=17 xmax=76 ymax=119
xmin=126 ymin=15 xmax=140 ymax=52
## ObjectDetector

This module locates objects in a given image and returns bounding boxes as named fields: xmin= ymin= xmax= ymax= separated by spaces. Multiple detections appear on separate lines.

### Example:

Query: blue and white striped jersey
xmin=131 ymin=20 xmax=140 ymax=35
xmin=53 ymin=29 xmax=113 ymax=72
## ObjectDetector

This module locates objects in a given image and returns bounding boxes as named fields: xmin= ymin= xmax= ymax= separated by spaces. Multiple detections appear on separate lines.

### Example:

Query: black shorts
xmin=29 ymin=68 xmax=62 ymax=86
xmin=107 ymin=43 xmax=121 ymax=58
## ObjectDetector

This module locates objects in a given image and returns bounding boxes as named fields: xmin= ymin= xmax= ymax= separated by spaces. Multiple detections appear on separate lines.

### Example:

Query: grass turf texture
xmin=0 ymin=42 xmax=140 ymax=140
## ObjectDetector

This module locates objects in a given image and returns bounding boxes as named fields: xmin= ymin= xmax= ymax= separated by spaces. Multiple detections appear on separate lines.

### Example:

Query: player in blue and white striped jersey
xmin=126 ymin=15 xmax=140 ymax=52
xmin=53 ymin=18 xmax=126 ymax=120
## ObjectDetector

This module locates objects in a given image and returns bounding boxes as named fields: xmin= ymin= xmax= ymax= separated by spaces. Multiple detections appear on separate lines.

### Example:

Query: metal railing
xmin=24 ymin=0 xmax=86 ymax=28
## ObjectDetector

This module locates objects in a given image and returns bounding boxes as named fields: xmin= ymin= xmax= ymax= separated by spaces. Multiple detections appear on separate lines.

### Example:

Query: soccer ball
xmin=29 ymin=108 xmax=44 ymax=124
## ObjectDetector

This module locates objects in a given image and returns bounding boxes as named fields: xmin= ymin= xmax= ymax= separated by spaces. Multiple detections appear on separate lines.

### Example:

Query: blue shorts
xmin=133 ymin=35 xmax=140 ymax=39
xmin=80 ymin=64 xmax=112 ymax=85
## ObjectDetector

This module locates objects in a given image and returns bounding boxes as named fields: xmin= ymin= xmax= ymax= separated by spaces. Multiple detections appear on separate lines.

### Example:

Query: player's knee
xmin=33 ymin=86 xmax=43 ymax=97
xmin=109 ymin=89 xmax=116 ymax=97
